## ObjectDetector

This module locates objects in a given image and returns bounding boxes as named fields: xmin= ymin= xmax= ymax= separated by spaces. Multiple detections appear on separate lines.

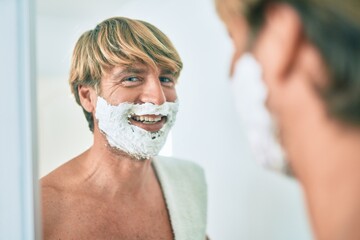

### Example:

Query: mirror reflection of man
xmin=216 ymin=0 xmax=360 ymax=239
xmin=41 ymin=17 xmax=207 ymax=240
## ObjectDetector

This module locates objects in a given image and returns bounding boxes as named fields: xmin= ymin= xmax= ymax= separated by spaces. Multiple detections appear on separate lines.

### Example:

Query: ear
xmin=253 ymin=3 xmax=303 ymax=84
xmin=78 ymin=84 xmax=97 ymax=113
xmin=228 ymin=16 xmax=250 ymax=77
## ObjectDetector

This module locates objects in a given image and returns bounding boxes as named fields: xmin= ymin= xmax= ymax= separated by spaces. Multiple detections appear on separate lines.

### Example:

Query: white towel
xmin=153 ymin=156 xmax=207 ymax=240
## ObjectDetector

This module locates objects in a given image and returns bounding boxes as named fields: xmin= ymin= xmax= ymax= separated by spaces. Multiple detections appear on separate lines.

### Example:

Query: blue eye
xmin=120 ymin=76 xmax=143 ymax=87
xmin=160 ymin=77 xmax=174 ymax=86
xmin=160 ymin=77 xmax=169 ymax=82
xmin=126 ymin=76 xmax=139 ymax=82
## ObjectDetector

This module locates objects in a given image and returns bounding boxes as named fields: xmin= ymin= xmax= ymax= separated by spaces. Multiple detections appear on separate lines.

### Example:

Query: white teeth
xmin=131 ymin=115 xmax=163 ymax=123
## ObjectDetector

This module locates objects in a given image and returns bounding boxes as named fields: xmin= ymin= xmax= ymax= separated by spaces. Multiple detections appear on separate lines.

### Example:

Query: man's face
xmin=83 ymin=62 xmax=179 ymax=159
xmin=99 ymin=63 xmax=178 ymax=133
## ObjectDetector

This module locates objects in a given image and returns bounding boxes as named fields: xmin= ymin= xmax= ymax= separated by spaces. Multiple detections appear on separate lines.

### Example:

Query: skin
xmin=41 ymin=63 xmax=177 ymax=240
xmin=218 ymin=2 xmax=360 ymax=240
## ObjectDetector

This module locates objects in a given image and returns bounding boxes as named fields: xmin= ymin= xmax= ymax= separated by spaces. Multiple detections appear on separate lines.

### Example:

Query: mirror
xmin=36 ymin=0 xmax=311 ymax=239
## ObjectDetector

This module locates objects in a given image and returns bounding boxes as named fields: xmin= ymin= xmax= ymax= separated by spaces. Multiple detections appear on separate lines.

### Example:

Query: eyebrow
xmin=160 ymin=69 xmax=176 ymax=76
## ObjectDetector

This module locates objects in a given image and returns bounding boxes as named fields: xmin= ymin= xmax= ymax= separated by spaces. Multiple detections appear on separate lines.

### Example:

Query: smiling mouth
xmin=128 ymin=114 xmax=167 ymax=132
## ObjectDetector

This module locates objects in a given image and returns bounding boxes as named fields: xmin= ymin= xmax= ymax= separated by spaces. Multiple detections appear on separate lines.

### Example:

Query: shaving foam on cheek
xmin=231 ymin=54 xmax=290 ymax=175
xmin=95 ymin=96 xmax=179 ymax=160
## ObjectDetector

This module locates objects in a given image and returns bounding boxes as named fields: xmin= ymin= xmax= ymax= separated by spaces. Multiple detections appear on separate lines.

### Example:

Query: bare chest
xmin=48 ymin=202 xmax=173 ymax=240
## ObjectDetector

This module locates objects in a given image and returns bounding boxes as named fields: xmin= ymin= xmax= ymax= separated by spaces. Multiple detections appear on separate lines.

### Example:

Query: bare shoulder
xmin=41 ymin=170 xmax=68 ymax=204
xmin=40 ymin=150 xmax=88 ymax=193
xmin=40 ymin=178 xmax=65 ymax=238
xmin=40 ymin=158 xmax=79 ymax=225
xmin=41 ymin=179 xmax=64 ymax=214
xmin=40 ymin=155 xmax=83 ymax=214
xmin=40 ymin=155 xmax=83 ymax=238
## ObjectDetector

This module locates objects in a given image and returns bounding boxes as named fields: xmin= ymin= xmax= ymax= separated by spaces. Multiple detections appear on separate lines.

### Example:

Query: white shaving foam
xmin=95 ymin=96 xmax=179 ymax=160
xmin=231 ymin=54 xmax=288 ymax=174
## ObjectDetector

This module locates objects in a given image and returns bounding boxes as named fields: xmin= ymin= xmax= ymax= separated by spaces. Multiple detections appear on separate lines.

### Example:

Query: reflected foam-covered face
xmin=93 ymin=63 xmax=179 ymax=159
xmin=95 ymin=96 xmax=179 ymax=160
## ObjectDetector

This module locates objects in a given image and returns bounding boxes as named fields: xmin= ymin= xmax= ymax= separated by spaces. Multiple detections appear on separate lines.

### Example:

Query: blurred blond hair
xmin=215 ymin=0 xmax=360 ymax=125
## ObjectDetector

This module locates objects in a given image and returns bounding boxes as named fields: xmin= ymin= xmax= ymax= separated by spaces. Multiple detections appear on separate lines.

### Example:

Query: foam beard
xmin=231 ymin=54 xmax=292 ymax=175
xmin=95 ymin=96 xmax=179 ymax=160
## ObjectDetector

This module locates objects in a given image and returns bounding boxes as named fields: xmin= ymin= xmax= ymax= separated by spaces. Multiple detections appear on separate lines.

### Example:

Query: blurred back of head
xmin=216 ymin=0 xmax=360 ymax=126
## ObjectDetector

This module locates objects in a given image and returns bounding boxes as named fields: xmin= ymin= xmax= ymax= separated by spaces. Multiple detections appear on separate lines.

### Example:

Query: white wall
xmin=37 ymin=0 xmax=313 ymax=239
xmin=1 ymin=0 xmax=40 ymax=239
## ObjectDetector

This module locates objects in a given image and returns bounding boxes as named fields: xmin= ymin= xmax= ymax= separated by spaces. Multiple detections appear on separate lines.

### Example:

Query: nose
xmin=139 ymin=77 xmax=166 ymax=105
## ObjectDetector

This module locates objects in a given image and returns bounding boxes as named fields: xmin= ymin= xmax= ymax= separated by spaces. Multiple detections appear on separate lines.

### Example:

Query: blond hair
xmin=69 ymin=17 xmax=183 ymax=131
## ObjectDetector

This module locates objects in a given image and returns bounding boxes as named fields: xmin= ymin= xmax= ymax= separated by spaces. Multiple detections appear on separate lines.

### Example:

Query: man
xmin=41 ymin=17 xmax=207 ymax=240
xmin=215 ymin=0 xmax=360 ymax=239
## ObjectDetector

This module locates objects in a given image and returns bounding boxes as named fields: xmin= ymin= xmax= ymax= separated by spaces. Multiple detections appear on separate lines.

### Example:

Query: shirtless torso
xmin=41 ymin=150 xmax=174 ymax=240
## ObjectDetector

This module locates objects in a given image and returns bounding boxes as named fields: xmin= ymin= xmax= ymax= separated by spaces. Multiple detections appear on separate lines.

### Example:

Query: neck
xmin=300 ymin=121 xmax=360 ymax=240
xmin=76 ymin=129 xmax=155 ymax=201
